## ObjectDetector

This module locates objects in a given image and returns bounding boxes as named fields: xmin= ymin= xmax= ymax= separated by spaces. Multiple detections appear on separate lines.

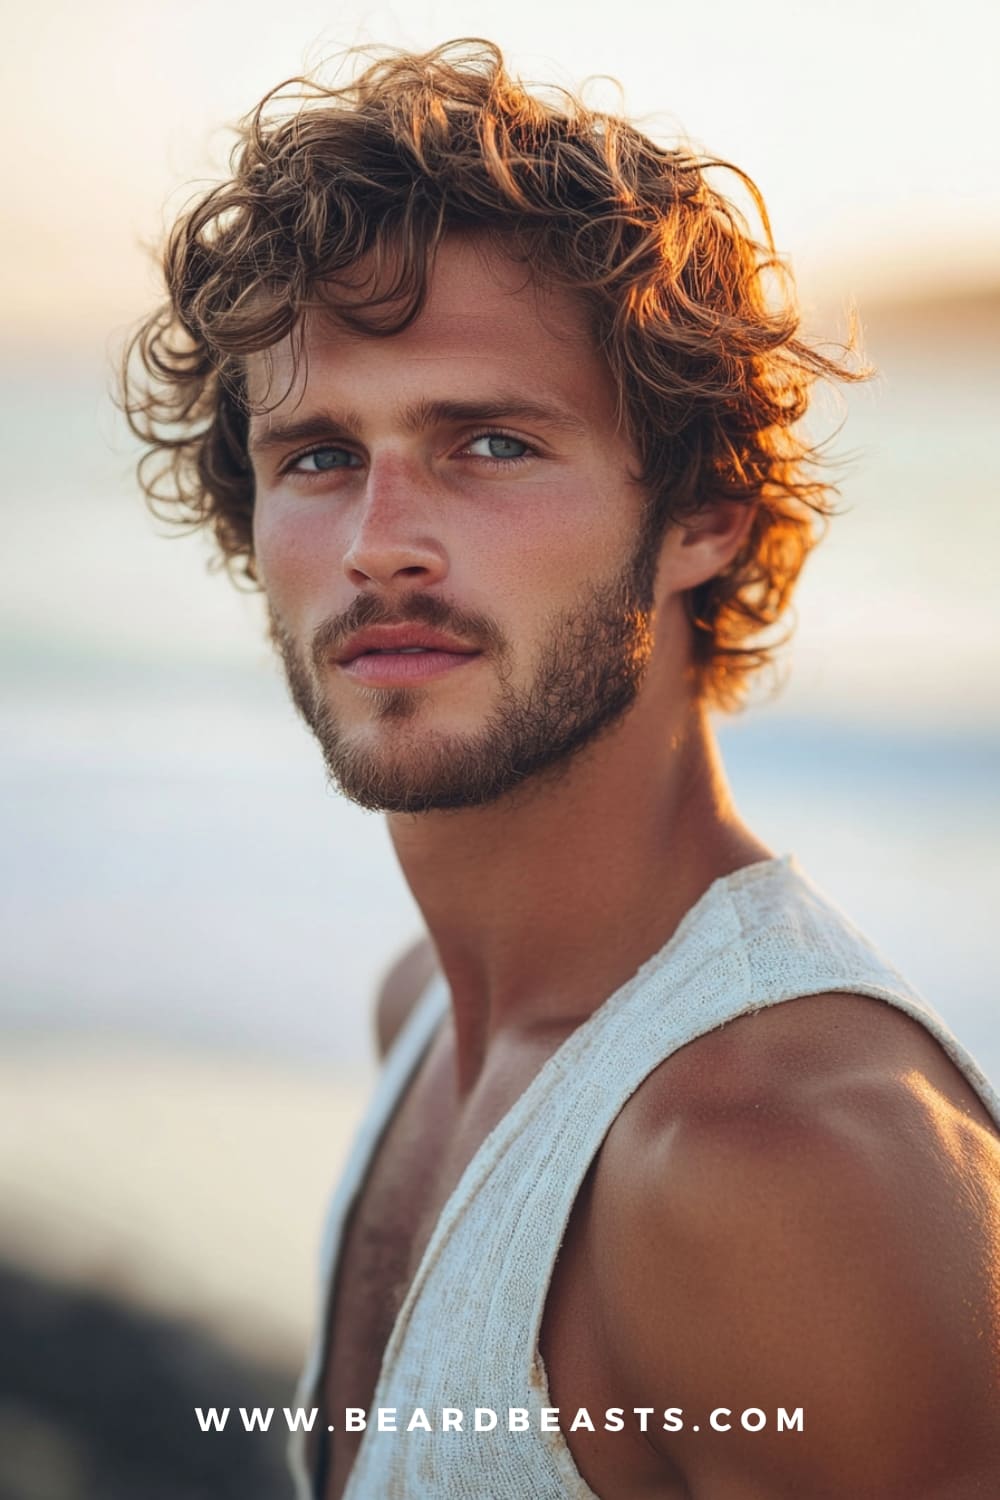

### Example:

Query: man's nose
xmin=342 ymin=453 xmax=448 ymax=591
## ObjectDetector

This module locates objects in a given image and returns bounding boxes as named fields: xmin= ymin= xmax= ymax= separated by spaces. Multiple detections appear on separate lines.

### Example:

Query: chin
xmin=325 ymin=761 xmax=496 ymax=815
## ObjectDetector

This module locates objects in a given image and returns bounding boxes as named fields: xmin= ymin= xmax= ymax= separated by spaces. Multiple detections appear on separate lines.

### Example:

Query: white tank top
xmin=289 ymin=854 xmax=1000 ymax=1499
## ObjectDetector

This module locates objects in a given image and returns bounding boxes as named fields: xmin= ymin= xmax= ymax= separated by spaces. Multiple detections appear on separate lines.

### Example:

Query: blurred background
xmin=3 ymin=1 xmax=998 ymax=1495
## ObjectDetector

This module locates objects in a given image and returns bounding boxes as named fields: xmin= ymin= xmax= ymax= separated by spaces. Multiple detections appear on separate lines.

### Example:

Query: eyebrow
xmin=247 ymin=394 xmax=589 ymax=455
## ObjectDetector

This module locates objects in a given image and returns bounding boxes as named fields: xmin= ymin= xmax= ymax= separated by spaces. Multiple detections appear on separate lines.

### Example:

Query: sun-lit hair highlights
xmin=121 ymin=38 xmax=866 ymax=710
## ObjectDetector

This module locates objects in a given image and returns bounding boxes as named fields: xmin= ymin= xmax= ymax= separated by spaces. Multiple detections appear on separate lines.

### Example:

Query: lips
xmin=329 ymin=621 xmax=484 ymax=687
xmin=336 ymin=625 xmax=480 ymax=665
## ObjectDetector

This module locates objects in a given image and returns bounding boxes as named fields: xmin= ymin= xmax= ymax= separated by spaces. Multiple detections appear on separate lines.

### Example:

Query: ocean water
xmin=3 ymin=316 xmax=999 ymax=1083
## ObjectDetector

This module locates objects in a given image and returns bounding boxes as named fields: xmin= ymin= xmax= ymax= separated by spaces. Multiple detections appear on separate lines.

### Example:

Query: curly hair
xmin=122 ymin=38 xmax=865 ymax=710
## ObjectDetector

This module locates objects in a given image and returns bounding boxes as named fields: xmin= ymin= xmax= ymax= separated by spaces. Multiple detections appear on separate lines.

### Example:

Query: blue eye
xmin=293 ymin=446 xmax=360 ymax=472
xmin=467 ymin=434 xmax=531 ymax=460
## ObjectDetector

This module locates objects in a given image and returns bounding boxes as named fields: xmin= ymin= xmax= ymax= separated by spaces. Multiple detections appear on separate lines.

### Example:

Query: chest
xmin=308 ymin=1020 xmax=691 ymax=1500
xmin=315 ymin=1026 xmax=561 ymax=1497
xmin=312 ymin=1039 xmax=451 ymax=1488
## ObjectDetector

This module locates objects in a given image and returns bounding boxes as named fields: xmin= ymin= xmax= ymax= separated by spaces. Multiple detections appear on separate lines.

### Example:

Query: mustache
xmin=309 ymin=591 xmax=508 ymax=673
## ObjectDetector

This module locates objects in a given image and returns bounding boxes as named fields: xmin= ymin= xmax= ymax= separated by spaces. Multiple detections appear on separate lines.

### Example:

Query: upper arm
xmin=373 ymin=935 xmax=438 ymax=1060
xmin=602 ymin=1060 xmax=1000 ymax=1498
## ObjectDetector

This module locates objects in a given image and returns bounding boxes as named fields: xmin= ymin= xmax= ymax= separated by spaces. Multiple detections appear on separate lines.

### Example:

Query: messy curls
xmin=122 ymin=38 xmax=865 ymax=710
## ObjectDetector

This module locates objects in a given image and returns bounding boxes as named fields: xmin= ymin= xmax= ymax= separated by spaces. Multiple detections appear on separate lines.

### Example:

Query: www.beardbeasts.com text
xmin=195 ymin=1405 xmax=805 ymax=1436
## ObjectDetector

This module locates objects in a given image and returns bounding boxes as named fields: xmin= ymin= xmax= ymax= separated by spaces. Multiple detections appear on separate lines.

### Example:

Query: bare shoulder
xmin=616 ymin=988 xmax=1000 ymax=1137
xmin=591 ymin=992 xmax=1000 ymax=1495
xmin=373 ymin=935 xmax=438 ymax=1060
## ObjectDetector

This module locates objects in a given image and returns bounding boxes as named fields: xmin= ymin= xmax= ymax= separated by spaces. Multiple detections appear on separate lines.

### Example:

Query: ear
xmin=655 ymin=499 xmax=756 ymax=598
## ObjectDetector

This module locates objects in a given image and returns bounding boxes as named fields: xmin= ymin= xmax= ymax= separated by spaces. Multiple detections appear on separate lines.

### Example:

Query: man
xmin=125 ymin=40 xmax=1000 ymax=1499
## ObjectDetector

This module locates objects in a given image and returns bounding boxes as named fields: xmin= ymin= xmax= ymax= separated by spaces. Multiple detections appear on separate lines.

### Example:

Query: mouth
xmin=337 ymin=645 xmax=483 ymax=687
xmin=335 ymin=622 xmax=481 ymax=672
xmin=337 ymin=625 xmax=477 ymax=661
xmin=333 ymin=626 xmax=483 ymax=687
xmin=352 ymin=646 xmax=454 ymax=656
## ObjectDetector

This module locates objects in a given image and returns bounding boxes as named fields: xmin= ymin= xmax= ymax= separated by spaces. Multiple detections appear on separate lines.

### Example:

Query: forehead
xmin=244 ymin=236 xmax=616 ymax=423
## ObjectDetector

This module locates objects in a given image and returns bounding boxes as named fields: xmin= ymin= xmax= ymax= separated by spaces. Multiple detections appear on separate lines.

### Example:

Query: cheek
xmin=462 ymin=487 xmax=634 ymax=660
xmin=253 ymin=501 xmax=347 ymax=618
xmin=482 ymin=474 xmax=634 ymax=597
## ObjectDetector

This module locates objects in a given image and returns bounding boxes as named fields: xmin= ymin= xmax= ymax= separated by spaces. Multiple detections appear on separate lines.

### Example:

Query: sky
xmin=5 ymin=0 xmax=999 ymax=349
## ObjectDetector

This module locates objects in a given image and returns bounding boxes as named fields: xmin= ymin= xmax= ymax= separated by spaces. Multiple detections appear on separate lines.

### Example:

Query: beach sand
xmin=0 ymin=1039 xmax=373 ymax=1365
xmin=0 ymin=1041 xmax=374 ymax=1497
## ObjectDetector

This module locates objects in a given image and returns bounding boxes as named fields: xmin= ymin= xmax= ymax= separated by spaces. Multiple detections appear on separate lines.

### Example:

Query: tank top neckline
xmin=390 ymin=851 xmax=792 ymax=1212
xmin=407 ymin=850 xmax=792 ymax=1061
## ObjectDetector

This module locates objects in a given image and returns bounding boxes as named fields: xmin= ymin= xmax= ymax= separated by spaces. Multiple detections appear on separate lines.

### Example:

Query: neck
xmin=388 ymin=692 xmax=770 ymax=1090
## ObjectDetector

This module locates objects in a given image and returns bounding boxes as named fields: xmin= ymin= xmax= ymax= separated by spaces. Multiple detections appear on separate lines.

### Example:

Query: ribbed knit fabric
xmin=289 ymin=854 xmax=1000 ymax=1499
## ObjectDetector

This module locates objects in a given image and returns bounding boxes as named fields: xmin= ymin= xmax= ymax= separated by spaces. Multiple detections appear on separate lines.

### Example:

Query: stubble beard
xmin=270 ymin=538 xmax=659 ymax=815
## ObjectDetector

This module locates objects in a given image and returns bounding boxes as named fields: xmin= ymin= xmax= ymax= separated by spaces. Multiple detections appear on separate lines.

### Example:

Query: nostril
xmin=342 ymin=541 xmax=446 ymax=588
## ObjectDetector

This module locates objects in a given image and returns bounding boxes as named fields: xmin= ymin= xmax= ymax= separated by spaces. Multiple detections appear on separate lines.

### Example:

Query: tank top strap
xmin=509 ymin=854 xmax=999 ymax=1377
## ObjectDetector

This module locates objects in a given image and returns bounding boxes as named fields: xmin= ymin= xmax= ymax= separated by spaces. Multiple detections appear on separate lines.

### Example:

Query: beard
xmin=270 ymin=534 xmax=659 ymax=815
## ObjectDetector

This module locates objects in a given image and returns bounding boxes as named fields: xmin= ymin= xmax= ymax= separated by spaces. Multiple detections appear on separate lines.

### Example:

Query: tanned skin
xmin=249 ymin=238 xmax=1000 ymax=1499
